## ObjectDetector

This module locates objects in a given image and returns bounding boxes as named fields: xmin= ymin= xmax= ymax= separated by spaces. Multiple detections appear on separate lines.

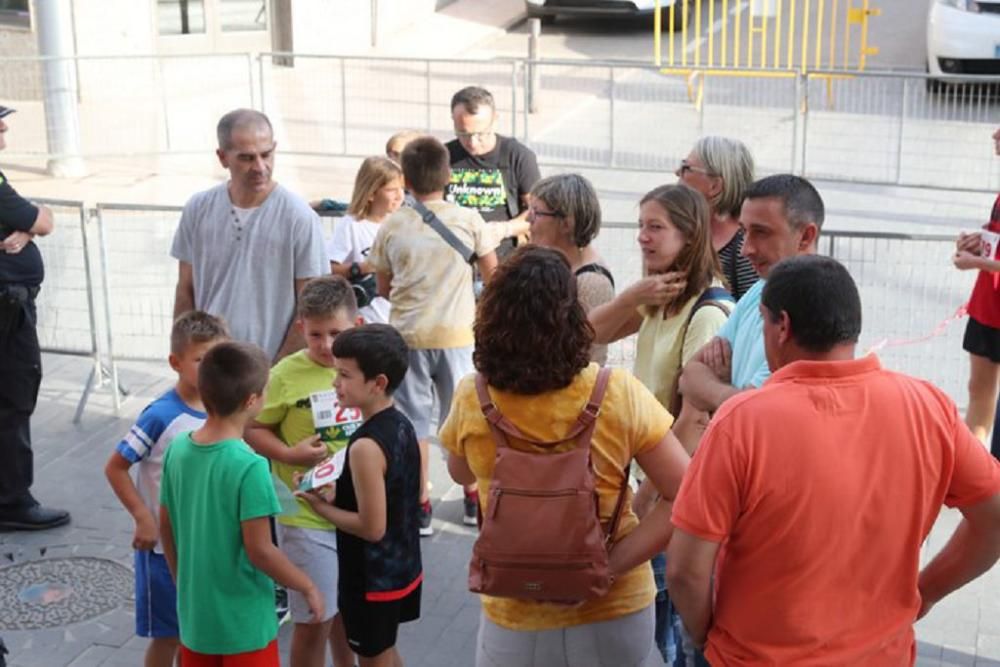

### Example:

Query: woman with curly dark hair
xmin=439 ymin=246 xmax=690 ymax=667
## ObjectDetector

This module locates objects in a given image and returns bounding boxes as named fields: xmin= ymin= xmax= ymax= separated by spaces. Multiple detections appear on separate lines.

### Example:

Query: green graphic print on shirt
xmin=448 ymin=168 xmax=508 ymax=213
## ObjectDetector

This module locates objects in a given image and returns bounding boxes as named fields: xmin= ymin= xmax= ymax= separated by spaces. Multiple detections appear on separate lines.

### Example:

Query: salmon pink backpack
xmin=468 ymin=367 xmax=629 ymax=603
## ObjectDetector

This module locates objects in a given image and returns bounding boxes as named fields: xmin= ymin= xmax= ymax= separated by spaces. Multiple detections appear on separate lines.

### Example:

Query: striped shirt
xmin=718 ymin=228 xmax=759 ymax=301
xmin=115 ymin=388 xmax=206 ymax=554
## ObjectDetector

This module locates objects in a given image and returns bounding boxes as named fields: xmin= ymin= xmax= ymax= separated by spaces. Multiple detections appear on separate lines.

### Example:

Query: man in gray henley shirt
xmin=171 ymin=109 xmax=326 ymax=361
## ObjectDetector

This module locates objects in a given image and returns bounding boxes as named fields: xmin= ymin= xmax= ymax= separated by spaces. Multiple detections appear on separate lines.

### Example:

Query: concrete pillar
xmin=35 ymin=0 xmax=86 ymax=177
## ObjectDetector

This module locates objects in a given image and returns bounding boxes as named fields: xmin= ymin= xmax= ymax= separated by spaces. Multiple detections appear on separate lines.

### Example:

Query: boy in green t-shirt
xmin=160 ymin=341 xmax=322 ymax=665
xmin=245 ymin=275 xmax=362 ymax=667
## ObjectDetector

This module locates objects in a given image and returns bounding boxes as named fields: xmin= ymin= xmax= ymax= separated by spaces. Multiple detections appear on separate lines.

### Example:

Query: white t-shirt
xmin=327 ymin=214 xmax=390 ymax=324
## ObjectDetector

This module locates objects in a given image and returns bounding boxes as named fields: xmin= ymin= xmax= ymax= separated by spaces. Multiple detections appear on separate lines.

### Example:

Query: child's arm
xmin=244 ymin=421 xmax=328 ymax=467
xmin=242 ymin=516 xmax=324 ymax=621
xmin=159 ymin=505 xmax=178 ymax=580
xmin=494 ymin=219 xmax=530 ymax=240
xmin=954 ymin=250 xmax=1000 ymax=273
xmin=104 ymin=451 xmax=158 ymax=550
xmin=476 ymin=251 xmax=498 ymax=285
xmin=297 ymin=438 xmax=388 ymax=542
xmin=376 ymin=270 xmax=392 ymax=299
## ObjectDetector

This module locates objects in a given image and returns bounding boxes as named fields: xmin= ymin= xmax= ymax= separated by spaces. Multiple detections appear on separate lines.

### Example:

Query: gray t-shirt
xmin=170 ymin=182 xmax=326 ymax=360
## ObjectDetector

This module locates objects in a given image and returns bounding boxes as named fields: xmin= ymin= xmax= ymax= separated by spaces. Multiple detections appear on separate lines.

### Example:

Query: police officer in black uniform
xmin=0 ymin=105 xmax=70 ymax=531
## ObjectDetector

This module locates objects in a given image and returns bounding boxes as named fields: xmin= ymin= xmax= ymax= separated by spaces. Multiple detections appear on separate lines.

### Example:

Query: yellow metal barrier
xmin=654 ymin=0 xmax=880 ymax=74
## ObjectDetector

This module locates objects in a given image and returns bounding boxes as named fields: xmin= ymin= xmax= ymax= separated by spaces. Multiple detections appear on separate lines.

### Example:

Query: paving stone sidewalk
xmin=0 ymin=354 xmax=998 ymax=666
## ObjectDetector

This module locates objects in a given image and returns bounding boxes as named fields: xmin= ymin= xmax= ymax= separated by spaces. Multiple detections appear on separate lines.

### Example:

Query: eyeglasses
xmin=528 ymin=207 xmax=562 ymax=219
xmin=676 ymin=161 xmax=715 ymax=177
xmin=455 ymin=130 xmax=495 ymax=142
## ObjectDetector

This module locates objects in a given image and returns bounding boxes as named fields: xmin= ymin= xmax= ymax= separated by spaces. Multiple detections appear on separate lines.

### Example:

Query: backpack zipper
xmin=481 ymin=558 xmax=592 ymax=571
xmin=489 ymin=487 xmax=579 ymax=518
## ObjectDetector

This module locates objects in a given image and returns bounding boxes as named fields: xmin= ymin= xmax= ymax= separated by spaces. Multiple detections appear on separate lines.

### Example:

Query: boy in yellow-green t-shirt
xmin=245 ymin=275 xmax=362 ymax=667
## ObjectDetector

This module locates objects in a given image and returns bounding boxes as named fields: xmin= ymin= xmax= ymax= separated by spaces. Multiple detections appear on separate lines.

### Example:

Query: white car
xmin=525 ymin=0 xmax=687 ymax=22
xmin=926 ymin=0 xmax=1000 ymax=86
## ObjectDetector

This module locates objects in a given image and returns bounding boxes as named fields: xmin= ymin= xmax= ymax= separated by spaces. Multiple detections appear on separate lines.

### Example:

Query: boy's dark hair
xmin=744 ymin=174 xmax=825 ymax=231
xmin=451 ymin=86 xmax=496 ymax=115
xmin=170 ymin=310 xmax=229 ymax=355
xmin=298 ymin=275 xmax=358 ymax=319
xmin=761 ymin=255 xmax=862 ymax=353
xmin=331 ymin=324 xmax=409 ymax=395
xmin=401 ymin=136 xmax=452 ymax=196
xmin=198 ymin=341 xmax=270 ymax=417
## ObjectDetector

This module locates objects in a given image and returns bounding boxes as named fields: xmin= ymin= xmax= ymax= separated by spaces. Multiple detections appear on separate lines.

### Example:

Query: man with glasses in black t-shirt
xmin=446 ymin=86 xmax=541 ymax=260
xmin=0 ymin=105 xmax=70 ymax=531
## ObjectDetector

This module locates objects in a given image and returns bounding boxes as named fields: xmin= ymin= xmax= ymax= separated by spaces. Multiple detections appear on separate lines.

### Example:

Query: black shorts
xmin=963 ymin=316 xmax=1000 ymax=363
xmin=339 ymin=582 xmax=422 ymax=658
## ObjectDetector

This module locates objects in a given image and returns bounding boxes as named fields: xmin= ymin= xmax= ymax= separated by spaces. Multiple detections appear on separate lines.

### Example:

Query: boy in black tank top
xmin=297 ymin=324 xmax=422 ymax=666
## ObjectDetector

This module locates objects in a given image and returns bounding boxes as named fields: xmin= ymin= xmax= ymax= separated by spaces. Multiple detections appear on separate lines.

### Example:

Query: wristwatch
xmin=349 ymin=262 xmax=362 ymax=280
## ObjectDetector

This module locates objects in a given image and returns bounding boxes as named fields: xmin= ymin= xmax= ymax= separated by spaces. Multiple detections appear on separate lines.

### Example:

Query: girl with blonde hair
xmin=328 ymin=156 xmax=404 ymax=323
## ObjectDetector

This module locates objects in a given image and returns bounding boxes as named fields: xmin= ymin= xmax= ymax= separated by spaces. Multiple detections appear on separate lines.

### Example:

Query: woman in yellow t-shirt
xmin=439 ymin=246 xmax=690 ymax=667
xmin=589 ymin=183 xmax=731 ymax=664
xmin=589 ymin=184 xmax=732 ymax=446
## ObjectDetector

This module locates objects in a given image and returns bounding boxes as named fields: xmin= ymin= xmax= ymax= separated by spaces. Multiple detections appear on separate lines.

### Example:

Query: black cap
xmin=0 ymin=106 xmax=15 ymax=119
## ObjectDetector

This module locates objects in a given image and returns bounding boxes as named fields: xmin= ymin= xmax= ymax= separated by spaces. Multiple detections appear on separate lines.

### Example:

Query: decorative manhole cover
xmin=0 ymin=557 xmax=132 ymax=630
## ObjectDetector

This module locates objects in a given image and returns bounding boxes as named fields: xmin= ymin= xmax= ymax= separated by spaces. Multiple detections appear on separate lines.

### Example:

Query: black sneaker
xmin=419 ymin=500 xmax=433 ymax=537
xmin=275 ymin=586 xmax=291 ymax=626
xmin=463 ymin=491 xmax=479 ymax=527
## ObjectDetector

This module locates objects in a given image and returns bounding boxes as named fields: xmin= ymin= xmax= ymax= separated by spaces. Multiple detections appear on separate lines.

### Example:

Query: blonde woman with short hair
xmin=677 ymin=136 xmax=757 ymax=300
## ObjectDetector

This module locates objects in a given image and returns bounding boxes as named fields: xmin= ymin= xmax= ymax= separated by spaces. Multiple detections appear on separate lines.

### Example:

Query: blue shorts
xmin=134 ymin=550 xmax=178 ymax=638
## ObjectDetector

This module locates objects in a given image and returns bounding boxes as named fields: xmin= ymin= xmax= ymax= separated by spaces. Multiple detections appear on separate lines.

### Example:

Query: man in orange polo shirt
xmin=667 ymin=255 xmax=1000 ymax=665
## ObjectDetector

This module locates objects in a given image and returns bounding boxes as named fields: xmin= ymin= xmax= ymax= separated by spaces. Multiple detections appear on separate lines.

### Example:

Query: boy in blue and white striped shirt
xmin=104 ymin=310 xmax=228 ymax=667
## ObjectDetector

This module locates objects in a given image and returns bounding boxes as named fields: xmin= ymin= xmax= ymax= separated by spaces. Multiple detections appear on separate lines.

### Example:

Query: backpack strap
xmin=475 ymin=368 xmax=613 ymax=448
xmin=580 ymin=369 xmax=630 ymax=548
xmin=604 ymin=464 xmax=631 ymax=548
xmin=574 ymin=263 xmax=616 ymax=289
xmin=408 ymin=196 xmax=478 ymax=265
xmin=667 ymin=287 xmax=736 ymax=416
xmin=697 ymin=286 xmax=735 ymax=306
xmin=475 ymin=373 xmax=526 ymax=450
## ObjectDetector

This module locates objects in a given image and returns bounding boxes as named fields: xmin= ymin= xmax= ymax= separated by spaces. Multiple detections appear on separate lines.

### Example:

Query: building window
xmin=0 ymin=0 xmax=30 ymax=28
xmin=158 ymin=0 xmax=207 ymax=35
xmin=220 ymin=0 xmax=267 ymax=32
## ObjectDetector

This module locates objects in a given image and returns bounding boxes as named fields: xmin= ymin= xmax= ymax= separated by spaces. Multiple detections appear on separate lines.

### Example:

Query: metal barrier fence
xmin=823 ymin=230 xmax=974 ymax=403
xmin=595 ymin=223 xmax=974 ymax=404
xmin=2 ymin=53 xmax=998 ymax=191
xmin=33 ymin=198 xmax=97 ymax=357
xmin=523 ymin=63 xmax=801 ymax=176
xmin=652 ymin=0 xmax=881 ymax=72
xmin=33 ymin=206 xmax=966 ymax=414
xmin=257 ymin=54 xmax=520 ymax=157
xmin=30 ymin=198 xmax=106 ymax=421
xmin=94 ymin=203 xmax=183 ymax=368
xmin=803 ymin=70 xmax=1000 ymax=191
